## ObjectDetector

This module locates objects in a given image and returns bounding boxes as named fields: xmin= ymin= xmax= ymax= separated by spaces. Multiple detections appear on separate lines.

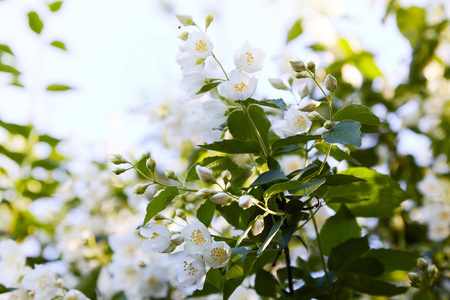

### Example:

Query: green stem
xmin=306 ymin=69 xmax=331 ymax=103
xmin=249 ymin=154 xmax=261 ymax=175
xmin=312 ymin=212 xmax=331 ymax=286
xmin=317 ymin=144 xmax=332 ymax=176
xmin=243 ymin=105 xmax=269 ymax=158
xmin=212 ymin=52 xmax=229 ymax=81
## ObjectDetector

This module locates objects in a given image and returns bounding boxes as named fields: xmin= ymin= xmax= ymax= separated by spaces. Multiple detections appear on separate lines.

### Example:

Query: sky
xmin=0 ymin=0 xmax=446 ymax=164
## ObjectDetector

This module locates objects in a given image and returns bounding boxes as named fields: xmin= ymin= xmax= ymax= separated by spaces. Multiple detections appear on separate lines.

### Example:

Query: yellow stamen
xmin=245 ymin=52 xmax=254 ymax=65
xmin=234 ymin=82 xmax=249 ymax=93
xmin=195 ymin=40 xmax=208 ymax=53
xmin=210 ymin=247 xmax=226 ymax=262
xmin=190 ymin=229 xmax=206 ymax=245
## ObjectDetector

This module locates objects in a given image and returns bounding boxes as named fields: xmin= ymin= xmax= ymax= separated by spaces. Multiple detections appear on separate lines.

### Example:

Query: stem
xmin=254 ymin=202 xmax=285 ymax=216
xmin=312 ymin=212 xmax=331 ymax=286
xmin=212 ymin=52 xmax=229 ymax=80
xmin=284 ymin=246 xmax=294 ymax=296
xmin=305 ymin=70 xmax=331 ymax=103
xmin=243 ymin=105 xmax=269 ymax=158
xmin=249 ymin=154 xmax=261 ymax=175
xmin=317 ymin=144 xmax=332 ymax=176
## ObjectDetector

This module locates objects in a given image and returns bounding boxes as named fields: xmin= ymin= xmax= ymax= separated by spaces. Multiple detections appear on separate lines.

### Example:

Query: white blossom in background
xmin=170 ymin=252 xmax=206 ymax=290
xmin=176 ymin=50 xmax=204 ymax=74
xmin=140 ymin=224 xmax=173 ymax=253
xmin=201 ymin=99 xmax=228 ymax=128
xmin=422 ymin=203 xmax=450 ymax=241
xmin=218 ymin=69 xmax=258 ymax=101
xmin=21 ymin=265 xmax=63 ymax=300
xmin=108 ymin=262 xmax=142 ymax=299
xmin=108 ymin=232 xmax=144 ymax=263
xmin=184 ymin=32 xmax=213 ymax=59
xmin=63 ymin=289 xmax=89 ymax=300
xmin=417 ymin=173 xmax=443 ymax=198
xmin=0 ymin=239 xmax=26 ymax=287
xmin=139 ymin=264 xmax=171 ymax=299
xmin=202 ymin=241 xmax=231 ymax=268
xmin=234 ymin=40 xmax=265 ymax=73
xmin=272 ymin=107 xmax=312 ymax=138
xmin=181 ymin=219 xmax=212 ymax=254
xmin=182 ymin=72 xmax=207 ymax=99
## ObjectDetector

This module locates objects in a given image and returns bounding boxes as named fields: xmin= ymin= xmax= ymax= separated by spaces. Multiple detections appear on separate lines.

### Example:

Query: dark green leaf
xmin=272 ymin=134 xmax=321 ymax=151
xmin=365 ymin=249 xmax=420 ymax=272
xmin=205 ymin=268 xmax=223 ymax=290
xmin=38 ymin=134 xmax=61 ymax=146
xmin=223 ymin=278 xmax=244 ymax=300
xmin=287 ymin=164 xmax=319 ymax=178
xmin=185 ymin=156 xmax=241 ymax=182
xmin=315 ymin=142 xmax=361 ymax=165
xmin=264 ymin=180 xmax=303 ymax=200
xmin=249 ymin=169 xmax=288 ymax=187
xmin=48 ymin=1 xmax=63 ymax=12
xmin=0 ymin=284 xmax=15 ymax=294
xmin=324 ymin=174 xmax=366 ymax=186
xmin=322 ymin=120 xmax=362 ymax=148
xmin=345 ymin=274 xmax=408 ymax=296
xmin=328 ymin=237 xmax=369 ymax=272
xmin=238 ymin=98 xmax=287 ymax=110
xmin=257 ymin=219 xmax=282 ymax=255
xmin=0 ymin=44 xmax=14 ymax=55
xmin=324 ymin=167 xmax=409 ymax=217
xmin=0 ymin=119 xmax=32 ymax=137
xmin=333 ymin=104 xmax=381 ymax=125
xmin=27 ymin=12 xmax=44 ymax=34
xmin=0 ymin=145 xmax=26 ymax=165
xmin=195 ymin=81 xmax=221 ymax=94
xmin=228 ymin=110 xmax=254 ymax=141
xmin=50 ymin=41 xmax=66 ymax=50
xmin=200 ymin=139 xmax=261 ymax=155
xmin=197 ymin=200 xmax=216 ymax=227
xmin=46 ymin=84 xmax=72 ymax=91
xmin=319 ymin=204 xmax=361 ymax=256
xmin=344 ymin=257 xmax=384 ymax=277
xmin=291 ymin=178 xmax=326 ymax=196
xmin=286 ymin=19 xmax=303 ymax=43
xmin=75 ymin=267 xmax=100 ymax=300
xmin=248 ymin=104 xmax=271 ymax=152
xmin=143 ymin=186 xmax=179 ymax=225
xmin=255 ymin=269 xmax=280 ymax=298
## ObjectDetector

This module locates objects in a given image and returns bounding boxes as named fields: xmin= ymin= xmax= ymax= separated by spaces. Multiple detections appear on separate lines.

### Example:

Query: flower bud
xmin=210 ymin=193 xmax=233 ymax=206
xmin=205 ymin=13 xmax=214 ymax=29
xmin=417 ymin=258 xmax=429 ymax=270
xmin=165 ymin=169 xmax=177 ymax=180
xmin=252 ymin=218 xmax=264 ymax=235
xmin=177 ymin=32 xmax=189 ymax=41
xmin=307 ymin=111 xmax=327 ymax=122
xmin=299 ymin=83 xmax=310 ymax=99
xmin=428 ymin=265 xmax=439 ymax=280
xmin=287 ymin=76 xmax=294 ymax=87
xmin=110 ymin=154 xmax=127 ymax=165
xmin=175 ymin=14 xmax=195 ymax=26
xmin=289 ymin=59 xmax=306 ymax=72
xmin=146 ymin=158 xmax=156 ymax=172
xmin=196 ymin=165 xmax=215 ymax=183
xmin=298 ymin=99 xmax=321 ymax=112
xmin=324 ymin=120 xmax=334 ymax=130
xmin=133 ymin=183 xmax=150 ymax=195
xmin=221 ymin=170 xmax=231 ymax=181
xmin=307 ymin=61 xmax=316 ymax=72
xmin=170 ymin=233 xmax=184 ymax=245
xmin=408 ymin=272 xmax=421 ymax=288
xmin=238 ymin=195 xmax=255 ymax=209
xmin=153 ymin=213 xmax=165 ymax=221
xmin=195 ymin=188 xmax=216 ymax=199
xmin=175 ymin=209 xmax=186 ymax=219
xmin=295 ymin=72 xmax=309 ymax=79
xmin=56 ymin=278 xmax=64 ymax=288
xmin=268 ymin=78 xmax=289 ymax=90
xmin=324 ymin=74 xmax=337 ymax=92
xmin=112 ymin=167 xmax=128 ymax=175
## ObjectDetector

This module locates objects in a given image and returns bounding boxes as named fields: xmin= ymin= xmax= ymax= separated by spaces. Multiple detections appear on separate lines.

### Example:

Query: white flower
xmin=108 ymin=262 xmax=142 ymax=297
xmin=202 ymin=99 xmax=228 ymax=127
xmin=184 ymin=32 xmax=213 ymax=59
xmin=210 ymin=193 xmax=233 ymax=206
xmin=63 ymin=289 xmax=89 ymax=300
xmin=0 ymin=239 xmax=26 ymax=287
xmin=140 ymin=224 xmax=173 ymax=253
xmin=195 ymin=165 xmax=215 ymax=183
xmin=181 ymin=219 xmax=211 ymax=254
xmin=272 ymin=107 xmax=312 ymax=138
xmin=171 ymin=252 xmax=206 ymax=290
xmin=139 ymin=264 xmax=170 ymax=299
xmin=182 ymin=72 xmax=207 ymax=99
xmin=108 ymin=232 xmax=143 ymax=263
xmin=238 ymin=195 xmax=256 ymax=209
xmin=298 ymin=99 xmax=321 ymax=112
xmin=202 ymin=241 xmax=231 ymax=269
xmin=21 ymin=265 xmax=63 ymax=300
xmin=218 ymin=69 xmax=258 ymax=101
xmin=234 ymin=40 xmax=265 ymax=73
xmin=417 ymin=174 xmax=443 ymax=197
xmin=176 ymin=50 xmax=204 ymax=74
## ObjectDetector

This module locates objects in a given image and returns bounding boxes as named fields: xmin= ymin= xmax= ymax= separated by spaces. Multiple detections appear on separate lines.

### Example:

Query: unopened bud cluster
xmin=408 ymin=258 xmax=440 ymax=289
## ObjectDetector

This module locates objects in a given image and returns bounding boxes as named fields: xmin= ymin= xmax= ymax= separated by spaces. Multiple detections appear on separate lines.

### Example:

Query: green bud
xmin=417 ymin=258 xmax=429 ymax=270
xmin=221 ymin=170 xmax=231 ymax=181
xmin=113 ymin=167 xmax=129 ymax=175
xmin=205 ymin=13 xmax=214 ymax=29
xmin=146 ymin=158 xmax=156 ymax=172
xmin=324 ymin=74 xmax=337 ymax=92
xmin=177 ymin=32 xmax=189 ymax=41
xmin=133 ymin=183 xmax=150 ymax=195
xmin=175 ymin=14 xmax=195 ymax=26
xmin=196 ymin=58 xmax=205 ymax=65
xmin=110 ymin=154 xmax=127 ymax=165
xmin=295 ymin=72 xmax=310 ymax=79
xmin=287 ymin=76 xmax=294 ymax=87
xmin=175 ymin=209 xmax=186 ymax=219
xmin=153 ymin=213 xmax=165 ymax=221
xmin=289 ymin=59 xmax=306 ymax=72
xmin=165 ymin=169 xmax=177 ymax=180
xmin=307 ymin=111 xmax=327 ymax=122
xmin=268 ymin=78 xmax=289 ymax=90
xmin=324 ymin=120 xmax=334 ymax=130
xmin=307 ymin=61 xmax=316 ymax=72
xmin=299 ymin=83 xmax=310 ymax=98
xmin=408 ymin=272 xmax=421 ymax=288
xmin=428 ymin=265 xmax=439 ymax=281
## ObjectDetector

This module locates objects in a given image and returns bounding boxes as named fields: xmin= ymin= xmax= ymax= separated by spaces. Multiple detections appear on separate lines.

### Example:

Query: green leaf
xmin=197 ymin=200 xmax=216 ymax=227
xmin=0 ymin=119 xmax=32 ymax=137
xmin=27 ymin=11 xmax=44 ymax=34
xmin=238 ymin=98 xmax=287 ymax=110
xmin=0 ymin=64 xmax=20 ymax=76
xmin=257 ymin=219 xmax=283 ymax=255
xmin=328 ymin=237 xmax=369 ymax=273
xmin=200 ymin=139 xmax=261 ymax=155
xmin=205 ymin=268 xmax=223 ymax=290
xmin=75 ymin=266 xmax=101 ymax=300
xmin=396 ymin=7 xmax=426 ymax=47
xmin=345 ymin=274 xmax=408 ymax=296
xmin=249 ymin=169 xmax=288 ymax=187
xmin=143 ymin=186 xmax=179 ymax=225
xmin=365 ymin=249 xmax=420 ymax=272
xmin=48 ymin=1 xmax=63 ymax=12
xmin=324 ymin=167 xmax=409 ymax=217
xmin=319 ymin=204 xmax=361 ymax=256
xmin=264 ymin=180 xmax=303 ymax=200
xmin=248 ymin=104 xmax=271 ymax=152
xmin=324 ymin=174 xmax=366 ymax=186
xmin=255 ymin=269 xmax=280 ymax=298
xmin=344 ymin=257 xmax=384 ymax=277
xmin=291 ymin=178 xmax=326 ymax=196
xmin=0 ymin=44 xmax=14 ymax=55
xmin=225 ymin=248 xmax=248 ymax=279
xmin=195 ymin=81 xmax=221 ymax=94
xmin=315 ymin=142 xmax=361 ymax=165
xmin=0 ymin=145 xmax=26 ymax=165
xmin=50 ymin=41 xmax=66 ymax=51
xmin=286 ymin=19 xmax=303 ymax=43
xmin=185 ymin=156 xmax=241 ymax=182
xmin=271 ymin=134 xmax=321 ymax=152
xmin=322 ymin=120 xmax=362 ymax=148
xmin=46 ymin=84 xmax=72 ymax=91
xmin=228 ymin=110 xmax=254 ymax=141
xmin=223 ymin=278 xmax=244 ymax=300
xmin=0 ymin=284 xmax=15 ymax=294
xmin=38 ymin=134 xmax=61 ymax=146
xmin=333 ymin=104 xmax=381 ymax=125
